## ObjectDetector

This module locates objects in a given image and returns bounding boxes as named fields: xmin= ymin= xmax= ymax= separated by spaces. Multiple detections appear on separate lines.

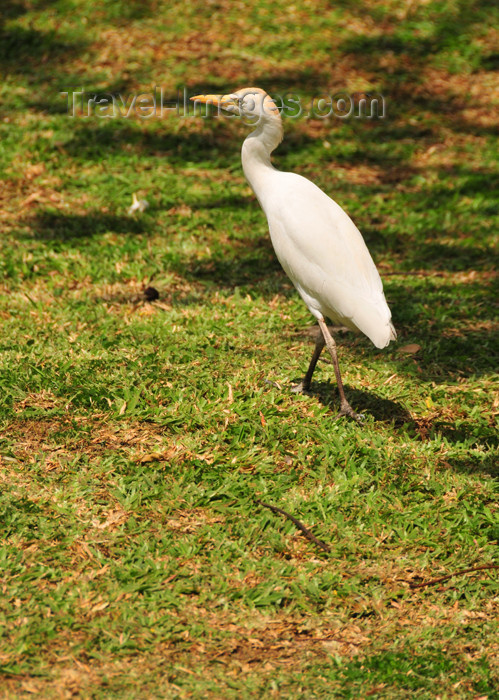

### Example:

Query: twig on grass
xmin=409 ymin=563 xmax=499 ymax=589
xmin=255 ymin=498 xmax=331 ymax=553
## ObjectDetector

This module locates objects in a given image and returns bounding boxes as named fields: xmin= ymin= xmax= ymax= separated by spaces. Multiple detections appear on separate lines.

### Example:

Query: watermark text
xmin=60 ymin=87 xmax=386 ymax=119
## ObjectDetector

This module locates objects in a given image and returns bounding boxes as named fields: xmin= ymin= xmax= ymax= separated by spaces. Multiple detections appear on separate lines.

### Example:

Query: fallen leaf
xmin=398 ymin=343 xmax=421 ymax=354
xmin=21 ymin=682 xmax=40 ymax=694
xmin=21 ymin=191 xmax=43 ymax=207
xmin=25 ymin=163 xmax=45 ymax=179
xmin=168 ymin=204 xmax=192 ymax=217
xmin=139 ymin=452 xmax=163 ymax=463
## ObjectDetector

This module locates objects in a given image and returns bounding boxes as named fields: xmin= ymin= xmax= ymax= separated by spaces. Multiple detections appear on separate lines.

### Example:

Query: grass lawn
xmin=0 ymin=0 xmax=498 ymax=697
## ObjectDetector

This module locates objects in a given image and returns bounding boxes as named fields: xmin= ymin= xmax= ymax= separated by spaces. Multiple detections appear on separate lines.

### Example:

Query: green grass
xmin=0 ymin=0 xmax=498 ymax=697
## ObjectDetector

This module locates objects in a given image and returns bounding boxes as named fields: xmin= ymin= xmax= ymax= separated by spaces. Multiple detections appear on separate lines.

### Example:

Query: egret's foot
xmin=334 ymin=402 xmax=364 ymax=422
xmin=290 ymin=380 xmax=311 ymax=395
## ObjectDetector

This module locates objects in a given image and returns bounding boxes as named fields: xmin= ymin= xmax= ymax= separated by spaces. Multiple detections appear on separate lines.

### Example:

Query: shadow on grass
xmin=60 ymin=122 xmax=241 ymax=164
xmin=0 ymin=24 xmax=87 ymax=75
xmin=428 ymin=419 xmax=497 ymax=449
xmin=30 ymin=211 xmax=148 ymax=240
xmin=303 ymin=381 xmax=413 ymax=425
xmin=337 ymin=0 xmax=498 ymax=66
xmin=25 ymin=205 xmax=497 ymax=383
xmin=445 ymin=452 xmax=498 ymax=478
xmin=186 ymin=239 xmax=284 ymax=288
xmin=58 ymin=116 xmax=323 ymax=167
xmin=98 ymin=0 xmax=160 ymax=22
xmin=0 ymin=3 xmax=91 ymax=117
xmin=294 ymin=380 xmax=497 ymax=458
xmin=0 ymin=0 xmax=29 ymax=24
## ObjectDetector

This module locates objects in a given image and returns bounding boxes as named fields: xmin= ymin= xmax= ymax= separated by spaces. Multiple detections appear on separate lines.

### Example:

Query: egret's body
xmin=191 ymin=88 xmax=396 ymax=418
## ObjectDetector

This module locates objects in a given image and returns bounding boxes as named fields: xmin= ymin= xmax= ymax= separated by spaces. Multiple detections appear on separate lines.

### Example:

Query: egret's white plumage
xmin=191 ymin=87 xmax=396 ymax=418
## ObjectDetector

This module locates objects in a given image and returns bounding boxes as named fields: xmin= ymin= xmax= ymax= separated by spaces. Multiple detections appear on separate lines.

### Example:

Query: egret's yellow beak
xmin=190 ymin=93 xmax=236 ymax=109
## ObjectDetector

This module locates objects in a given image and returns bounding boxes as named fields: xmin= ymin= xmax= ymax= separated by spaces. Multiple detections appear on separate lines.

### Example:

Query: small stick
xmin=255 ymin=498 xmax=331 ymax=553
xmin=409 ymin=563 xmax=499 ymax=589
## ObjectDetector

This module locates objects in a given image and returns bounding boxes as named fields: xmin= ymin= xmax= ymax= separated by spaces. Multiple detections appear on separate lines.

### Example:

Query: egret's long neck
xmin=241 ymin=116 xmax=283 ymax=199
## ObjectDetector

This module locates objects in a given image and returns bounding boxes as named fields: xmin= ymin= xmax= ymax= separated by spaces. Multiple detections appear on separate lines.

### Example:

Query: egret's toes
xmin=290 ymin=381 xmax=310 ymax=395
xmin=334 ymin=404 xmax=364 ymax=422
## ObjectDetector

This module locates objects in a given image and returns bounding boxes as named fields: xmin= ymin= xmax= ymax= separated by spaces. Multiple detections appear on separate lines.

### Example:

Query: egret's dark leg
xmin=317 ymin=318 xmax=362 ymax=421
xmin=292 ymin=330 xmax=325 ymax=393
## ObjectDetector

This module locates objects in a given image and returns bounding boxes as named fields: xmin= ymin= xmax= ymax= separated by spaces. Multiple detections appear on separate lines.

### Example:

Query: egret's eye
xmin=243 ymin=95 xmax=258 ymax=113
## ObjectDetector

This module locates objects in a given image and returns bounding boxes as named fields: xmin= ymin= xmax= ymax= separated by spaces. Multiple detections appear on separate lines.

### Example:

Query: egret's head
xmin=190 ymin=87 xmax=281 ymax=125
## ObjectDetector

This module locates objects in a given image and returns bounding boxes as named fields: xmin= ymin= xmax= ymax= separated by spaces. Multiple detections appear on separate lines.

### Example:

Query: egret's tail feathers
xmin=345 ymin=307 xmax=396 ymax=349
xmin=369 ymin=321 xmax=396 ymax=349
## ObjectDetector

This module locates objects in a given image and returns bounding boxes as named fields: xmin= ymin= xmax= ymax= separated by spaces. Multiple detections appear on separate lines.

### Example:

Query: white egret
xmin=191 ymin=88 xmax=396 ymax=419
